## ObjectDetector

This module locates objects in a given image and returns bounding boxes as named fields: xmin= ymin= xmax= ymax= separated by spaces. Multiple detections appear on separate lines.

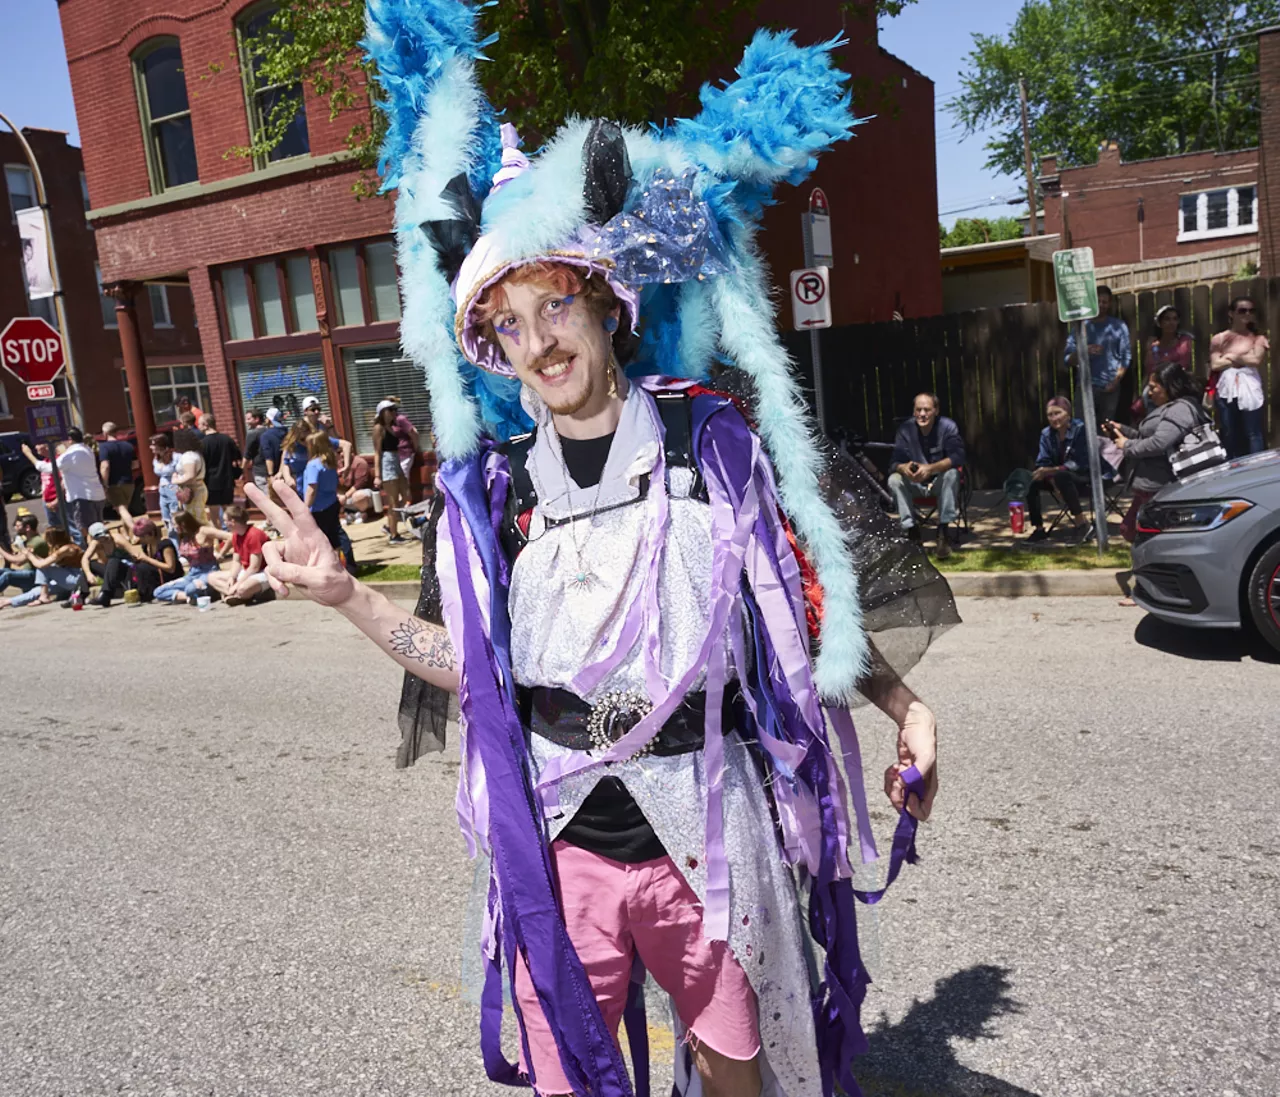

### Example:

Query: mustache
xmin=535 ymin=350 xmax=574 ymax=369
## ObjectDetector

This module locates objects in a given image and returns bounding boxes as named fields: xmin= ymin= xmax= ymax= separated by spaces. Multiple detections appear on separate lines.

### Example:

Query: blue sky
xmin=4 ymin=1 xmax=1025 ymax=229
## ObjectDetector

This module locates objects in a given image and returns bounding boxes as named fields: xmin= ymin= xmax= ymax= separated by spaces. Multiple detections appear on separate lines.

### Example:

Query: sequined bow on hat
xmin=590 ymin=168 xmax=731 ymax=286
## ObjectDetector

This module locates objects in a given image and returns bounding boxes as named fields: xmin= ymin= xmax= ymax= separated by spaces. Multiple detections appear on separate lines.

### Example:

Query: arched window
xmin=237 ymin=3 xmax=309 ymax=165
xmin=133 ymin=38 xmax=199 ymax=192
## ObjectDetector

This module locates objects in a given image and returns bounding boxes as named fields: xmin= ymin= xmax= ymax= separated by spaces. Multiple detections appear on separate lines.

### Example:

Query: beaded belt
xmin=517 ymin=685 xmax=738 ymax=758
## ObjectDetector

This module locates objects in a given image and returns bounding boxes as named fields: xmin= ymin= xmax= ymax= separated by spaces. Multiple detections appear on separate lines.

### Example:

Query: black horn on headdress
xmin=582 ymin=119 xmax=632 ymax=225
xmin=421 ymin=173 xmax=483 ymax=285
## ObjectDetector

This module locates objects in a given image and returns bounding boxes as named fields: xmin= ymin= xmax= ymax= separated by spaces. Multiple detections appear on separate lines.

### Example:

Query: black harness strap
xmin=498 ymin=389 xmax=707 ymax=560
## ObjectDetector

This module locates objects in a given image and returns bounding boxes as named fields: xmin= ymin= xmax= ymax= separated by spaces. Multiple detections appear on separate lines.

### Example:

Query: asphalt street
xmin=2 ymin=595 xmax=1278 ymax=1097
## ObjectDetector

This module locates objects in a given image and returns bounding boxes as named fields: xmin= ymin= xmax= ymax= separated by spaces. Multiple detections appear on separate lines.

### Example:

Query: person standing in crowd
xmin=888 ymin=392 xmax=966 ymax=558
xmin=339 ymin=452 xmax=379 ymax=523
xmin=199 ymin=413 xmax=242 ymax=529
xmin=97 ymin=422 xmax=137 ymax=529
xmin=170 ymin=428 xmax=209 ymax=524
xmin=1104 ymin=362 xmax=1204 ymax=544
xmin=1142 ymin=305 xmax=1193 ymax=412
xmin=301 ymin=432 xmax=345 ymax=556
xmin=0 ymin=513 xmax=47 ymax=595
xmin=1210 ymin=296 xmax=1269 ymax=457
xmin=53 ymin=427 xmax=106 ymax=547
xmin=20 ymin=441 xmax=62 ymax=530
xmin=1065 ymin=285 xmax=1131 ymax=424
xmin=206 ymin=505 xmax=272 ymax=606
xmin=278 ymin=418 xmax=313 ymax=496
xmin=1023 ymin=396 xmax=1094 ymax=545
xmin=120 ymin=518 xmax=181 ymax=603
xmin=0 ymin=528 xmax=83 ymax=609
xmin=372 ymin=399 xmax=419 ymax=544
xmin=242 ymin=409 xmax=270 ymax=493
xmin=300 ymin=396 xmax=355 ymax=472
xmin=150 ymin=432 xmax=179 ymax=532
xmin=258 ymin=407 xmax=288 ymax=479
xmin=154 ymin=510 xmax=223 ymax=604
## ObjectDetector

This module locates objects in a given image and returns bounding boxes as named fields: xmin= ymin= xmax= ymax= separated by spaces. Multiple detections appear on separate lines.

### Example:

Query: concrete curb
xmin=369 ymin=573 xmax=1126 ymax=601
xmin=941 ymin=570 xmax=1125 ymax=597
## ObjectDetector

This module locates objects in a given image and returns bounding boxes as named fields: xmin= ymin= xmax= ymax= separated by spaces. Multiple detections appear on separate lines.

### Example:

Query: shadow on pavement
xmin=1133 ymin=616 xmax=1280 ymax=664
xmin=857 ymin=964 xmax=1041 ymax=1097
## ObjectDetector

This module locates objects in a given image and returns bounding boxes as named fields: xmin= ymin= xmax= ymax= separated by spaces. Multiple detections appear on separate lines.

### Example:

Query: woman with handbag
xmin=170 ymin=428 xmax=209 ymax=524
xmin=1210 ymin=297 xmax=1269 ymax=457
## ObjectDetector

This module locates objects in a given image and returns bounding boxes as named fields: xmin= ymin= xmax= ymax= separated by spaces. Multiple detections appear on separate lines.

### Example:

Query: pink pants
xmin=514 ymin=840 xmax=760 ymax=1095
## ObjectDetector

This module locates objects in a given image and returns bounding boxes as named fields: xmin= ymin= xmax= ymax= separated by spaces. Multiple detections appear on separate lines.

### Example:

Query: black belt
xmin=517 ymin=684 xmax=740 ymax=758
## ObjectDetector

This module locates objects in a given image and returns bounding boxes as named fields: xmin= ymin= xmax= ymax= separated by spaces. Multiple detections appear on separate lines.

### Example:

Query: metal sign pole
xmin=802 ymin=214 xmax=827 ymax=434
xmin=1075 ymin=319 xmax=1110 ymax=555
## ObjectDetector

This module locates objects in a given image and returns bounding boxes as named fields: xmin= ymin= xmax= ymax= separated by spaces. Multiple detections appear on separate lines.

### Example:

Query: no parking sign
xmin=790 ymin=267 xmax=831 ymax=331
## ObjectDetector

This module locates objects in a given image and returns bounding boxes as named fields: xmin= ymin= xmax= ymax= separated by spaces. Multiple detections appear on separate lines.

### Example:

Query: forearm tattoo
xmin=389 ymin=617 xmax=456 ymax=669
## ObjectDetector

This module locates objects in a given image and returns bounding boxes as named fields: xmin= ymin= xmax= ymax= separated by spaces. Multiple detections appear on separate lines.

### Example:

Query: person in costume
xmin=246 ymin=5 xmax=958 ymax=1095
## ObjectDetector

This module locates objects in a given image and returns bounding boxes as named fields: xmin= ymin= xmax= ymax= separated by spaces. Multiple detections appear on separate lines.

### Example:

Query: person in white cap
xmin=301 ymin=396 xmax=354 ymax=473
xmin=371 ymin=398 xmax=419 ymax=544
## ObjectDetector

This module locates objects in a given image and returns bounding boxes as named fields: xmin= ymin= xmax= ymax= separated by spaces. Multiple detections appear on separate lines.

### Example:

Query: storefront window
xmin=285 ymin=254 xmax=317 ymax=332
xmin=235 ymin=352 xmax=328 ymax=422
xmin=123 ymin=364 xmax=211 ymax=424
xmin=221 ymin=267 xmax=253 ymax=340
xmin=343 ymin=344 xmax=432 ymax=453
xmin=253 ymin=260 xmax=286 ymax=335
xmin=329 ymin=246 xmax=363 ymax=326
xmin=364 ymin=240 xmax=401 ymax=322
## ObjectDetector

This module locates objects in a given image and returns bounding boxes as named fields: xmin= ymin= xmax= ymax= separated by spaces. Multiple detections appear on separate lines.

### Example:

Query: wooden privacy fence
xmin=785 ymin=274 xmax=1280 ymax=488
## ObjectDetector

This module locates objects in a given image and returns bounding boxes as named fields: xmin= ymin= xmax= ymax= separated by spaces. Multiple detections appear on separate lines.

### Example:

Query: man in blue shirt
xmin=257 ymin=407 xmax=288 ymax=478
xmin=888 ymin=392 xmax=966 ymax=558
xmin=97 ymin=422 xmax=136 ymax=528
xmin=1064 ymin=285 xmax=1131 ymax=425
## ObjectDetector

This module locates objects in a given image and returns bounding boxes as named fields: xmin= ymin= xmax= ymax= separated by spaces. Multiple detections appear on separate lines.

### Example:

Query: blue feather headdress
xmin=364 ymin=0 xmax=868 ymax=695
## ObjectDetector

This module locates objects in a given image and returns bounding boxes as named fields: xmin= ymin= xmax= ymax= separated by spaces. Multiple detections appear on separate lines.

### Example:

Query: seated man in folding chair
xmin=1024 ymin=396 xmax=1095 ymax=545
xmin=888 ymin=392 xmax=966 ymax=558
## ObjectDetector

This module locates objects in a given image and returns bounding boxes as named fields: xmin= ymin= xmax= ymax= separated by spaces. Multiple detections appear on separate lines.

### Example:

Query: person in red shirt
xmin=207 ymin=505 xmax=272 ymax=606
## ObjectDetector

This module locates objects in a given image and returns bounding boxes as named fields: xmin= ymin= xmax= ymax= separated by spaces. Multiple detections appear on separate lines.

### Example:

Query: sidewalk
xmin=955 ymin=488 xmax=1129 ymax=552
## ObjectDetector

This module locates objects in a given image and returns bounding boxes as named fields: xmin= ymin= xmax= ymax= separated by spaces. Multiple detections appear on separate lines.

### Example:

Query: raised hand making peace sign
xmin=244 ymin=479 xmax=356 ymax=607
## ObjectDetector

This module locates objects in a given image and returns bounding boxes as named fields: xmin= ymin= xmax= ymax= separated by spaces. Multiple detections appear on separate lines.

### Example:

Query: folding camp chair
xmin=910 ymin=466 xmax=972 ymax=534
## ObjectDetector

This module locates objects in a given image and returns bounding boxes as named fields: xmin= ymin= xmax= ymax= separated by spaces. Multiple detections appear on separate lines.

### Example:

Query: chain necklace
xmin=556 ymin=447 xmax=607 ymax=592
xmin=555 ymin=358 xmax=622 ymax=593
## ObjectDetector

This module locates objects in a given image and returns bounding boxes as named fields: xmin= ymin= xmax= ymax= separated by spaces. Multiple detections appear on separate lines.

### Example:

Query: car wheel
xmin=1246 ymin=540 xmax=1280 ymax=655
xmin=19 ymin=469 xmax=42 ymax=500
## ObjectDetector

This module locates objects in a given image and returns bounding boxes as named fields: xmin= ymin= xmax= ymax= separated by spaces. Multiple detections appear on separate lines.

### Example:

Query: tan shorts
xmin=105 ymin=484 xmax=134 ymax=508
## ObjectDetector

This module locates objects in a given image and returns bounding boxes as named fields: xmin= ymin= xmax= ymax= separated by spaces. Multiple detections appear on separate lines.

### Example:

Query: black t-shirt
xmin=553 ymin=432 xmax=666 ymax=864
xmin=99 ymin=439 xmax=135 ymax=485
xmin=201 ymin=432 xmax=242 ymax=492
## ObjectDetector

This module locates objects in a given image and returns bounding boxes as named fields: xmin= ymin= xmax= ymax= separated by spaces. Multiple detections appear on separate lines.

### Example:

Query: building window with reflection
xmin=237 ymin=3 xmax=310 ymax=166
xmin=133 ymin=37 xmax=199 ymax=193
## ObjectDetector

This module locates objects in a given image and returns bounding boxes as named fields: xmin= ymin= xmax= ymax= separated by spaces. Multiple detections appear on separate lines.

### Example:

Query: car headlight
xmin=1136 ymin=499 xmax=1254 ymax=534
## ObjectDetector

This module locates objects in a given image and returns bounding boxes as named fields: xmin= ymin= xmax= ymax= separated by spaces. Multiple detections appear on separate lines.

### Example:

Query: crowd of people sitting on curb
xmin=0 ymin=397 xmax=429 ymax=613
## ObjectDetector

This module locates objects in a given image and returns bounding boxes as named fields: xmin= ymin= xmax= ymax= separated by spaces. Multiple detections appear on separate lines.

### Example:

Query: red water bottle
xmin=1009 ymin=502 xmax=1025 ymax=534
xmin=70 ymin=591 xmax=84 ymax=611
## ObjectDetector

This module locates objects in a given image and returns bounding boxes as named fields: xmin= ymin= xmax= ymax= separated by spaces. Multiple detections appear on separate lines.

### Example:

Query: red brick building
xmin=58 ymin=0 xmax=941 ymax=476
xmin=1039 ymin=140 xmax=1260 ymax=273
xmin=755 ymin=2 xmax=942 ymax=323
xmin=0 ymin=126 xmax=197 ymax=440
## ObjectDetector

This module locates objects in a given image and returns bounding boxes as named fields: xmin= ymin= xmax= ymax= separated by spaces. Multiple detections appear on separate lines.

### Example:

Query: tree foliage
xmin=951 ymin=0 xmax=1280 ymax=177
xmin=939 ymin=217 xmax=1025 ymax=248
xmin=235 ymin=0 xmax=917 ymax=192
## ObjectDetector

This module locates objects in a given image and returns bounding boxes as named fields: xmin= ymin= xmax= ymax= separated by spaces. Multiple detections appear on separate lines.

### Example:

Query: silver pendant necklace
xmin=556 ymin=442 xmax=607 ymax=593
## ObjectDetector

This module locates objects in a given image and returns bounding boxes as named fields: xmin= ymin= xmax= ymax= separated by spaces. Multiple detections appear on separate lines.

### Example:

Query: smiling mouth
xmin=537 ymin=356 xmax=575 ymax=382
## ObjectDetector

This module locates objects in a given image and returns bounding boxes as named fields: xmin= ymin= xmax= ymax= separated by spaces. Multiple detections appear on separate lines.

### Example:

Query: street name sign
xmin=791 ymin=267 xmax=832 ymax=330
xmin=0 ymin=317 xmax=66 ymax=386
xmin=1052 ymin=247 xmax=1099 ymax=322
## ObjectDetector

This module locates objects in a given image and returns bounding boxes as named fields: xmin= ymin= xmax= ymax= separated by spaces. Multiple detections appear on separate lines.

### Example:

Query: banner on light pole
xmin=17 ymin=206 xmax=54 ymax=300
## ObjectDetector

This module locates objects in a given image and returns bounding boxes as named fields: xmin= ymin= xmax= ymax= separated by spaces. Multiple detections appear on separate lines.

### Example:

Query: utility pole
xmin=1019 ymin=78 xmax=1039 ymax=237
xmin=0 ymin=112 xmax=83 ymax=428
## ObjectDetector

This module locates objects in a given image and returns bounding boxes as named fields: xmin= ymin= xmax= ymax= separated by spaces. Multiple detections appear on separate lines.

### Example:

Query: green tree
xmin=236 ymin=0 xmax=918 ymax=192
xmin=951 ymin=0 xmax=1280 ymax=177
xmin=939 ymin=216 xmax=1025 ymax=248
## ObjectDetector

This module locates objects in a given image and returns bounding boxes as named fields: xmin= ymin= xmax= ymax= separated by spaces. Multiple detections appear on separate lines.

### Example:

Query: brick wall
xmin=753 ymin=1 xmax=942 ymax=323
xmin=1040 ymin=141 xmax=1259 ymax=268
xmin=1259 ymin=29 xmax=1280 ymax=275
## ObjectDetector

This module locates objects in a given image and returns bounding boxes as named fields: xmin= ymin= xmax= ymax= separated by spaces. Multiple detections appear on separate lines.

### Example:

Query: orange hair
xmin=473 ymin=261 xmax=616 ymax=326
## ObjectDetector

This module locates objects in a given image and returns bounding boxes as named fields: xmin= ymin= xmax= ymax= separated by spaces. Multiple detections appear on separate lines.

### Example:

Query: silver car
xmin=1131 ymin=450 xmax=1280 ymax=653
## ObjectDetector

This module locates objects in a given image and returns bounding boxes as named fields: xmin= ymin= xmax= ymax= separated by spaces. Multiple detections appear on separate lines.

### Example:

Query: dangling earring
xmin=607 ymin=353 xmax=620 ymax=399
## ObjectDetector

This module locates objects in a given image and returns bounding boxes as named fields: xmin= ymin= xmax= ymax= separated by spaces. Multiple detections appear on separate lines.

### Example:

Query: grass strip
xmin=933 ymin=545 xmax=1132 ymax=572
xmin=358 ymin=563 xmax=423 ymax=583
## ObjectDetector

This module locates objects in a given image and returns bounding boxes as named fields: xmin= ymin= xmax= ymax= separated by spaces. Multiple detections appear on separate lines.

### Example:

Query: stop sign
xmin=0 ymin=317 xmax=66 ymax=386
